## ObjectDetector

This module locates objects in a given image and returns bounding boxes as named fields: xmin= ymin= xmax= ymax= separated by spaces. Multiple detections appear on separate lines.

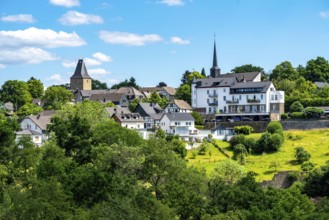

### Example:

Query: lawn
xmin=186 ymin=129 xmax=329 ymax=181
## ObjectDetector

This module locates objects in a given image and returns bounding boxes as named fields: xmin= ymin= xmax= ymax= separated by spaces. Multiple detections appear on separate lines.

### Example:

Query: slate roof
xmin=139 ymin=86 xmax=176 ymax=96
xmin=113 ymin=113 xmax=144 ymax=123
xmin=314 ymin=82 xmax=329 ymax=89
xmin=163 ymin=112 xmax=195 ymax=121
xmin=16 ymin=129 xmax=43 ymax=136
xmin=194 ymin=77 xmax=237 ymax=88
xmin=27 ymin=111 xmax=55 ymax=131
xmin=230 ymin=81 xmax=272 ymax=93
xmin=89 ymin=93 xmax=125 ymax=103
xmin=173 ymin=99 xmax=192 ymax=110
xmin=136 ymin=103 xmax=163 ymax=115
xmin=105 ymin=106 xmax=131 ymax=117
xmin=162 ymin=87 xmax=176 ymax=96
xmin=71 ymin=59 xmax=92 ymax=79
xmin=79 ymin=90 xmax=109 ymax=97
xmin=219 ymin=72 xmax=261 ymax=82
xmin=115 ymin=87 xmax=144 ymax=97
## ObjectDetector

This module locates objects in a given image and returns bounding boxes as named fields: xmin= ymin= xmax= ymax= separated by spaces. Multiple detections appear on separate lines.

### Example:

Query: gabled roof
xmin=115 ymin=87 xmax=144 ymax=97
xmin=16 ymin=129 xmax=43 ymax=136
xmin=194 ymin=77 xmax=237 ymax=88
xmin=173 ymin=99 xmax=192 ymax=110
xmin=230 ymin=81 xmax=272 ymax=93
xmin=136 ymin=102 xmax=163 ymax=115
xmin=162 ymin=87 xmax=176 ymax=96
xmin=26 ymin=111 xmax=55 ymax=131
xmin=71 ymin=59 xmax=92 ymax=79
xmin=162 ymin=112 xmax=194 ymax=121
xmin=219 ymin=72 xmax=261 ymax=82
xmin=79 ymin=90 xmax=109 ymax=97
xmin=105 ymin=106 xmax=131 ymax=117
xmin=113 ymin=113 xmax=144 ymax=123
xmin=139 ymin=86 xmax=176 ymax=96
xmin=89 ymin=93 xmax=126 ymax=102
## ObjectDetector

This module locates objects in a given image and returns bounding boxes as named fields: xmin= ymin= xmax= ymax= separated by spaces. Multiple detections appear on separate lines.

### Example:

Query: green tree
xmin=290 ymin=101 xmax=304 ymax=112
xmin=304 ymin=56 xmax=329 ymax=82
xmin=27 ymin=77 xmax=44 ymax=99
xmin=304 ymin=164 xmax=329 ymax=197
xmin=180 ymin=70 xmax=205 ymax=86
xmin=142 ymin=92 xmax=168 ymax=109
xmin=17 ymin=103 xmax=43 ymax=117
xmin=295 ymin=147 xmax=311 ymax=164
xmin=111 ymin=77 xmax=140 ymax=89
xmin=201 ymin=68 xmax=206 ymax=77
xmin=0 ymin=80 xmax=32 ymax=111
xmin=128 ymin=98 xmax=140 ymax=112
xmin=43 ymin=86 xmax=73 ymax=110
xmin=175 ymin=84 xmax=191 ymax=104
xmin=0 ymin=114 xmax=19 ymax=164
xmin=270 ymin=61 xmax=300 ymax=81
xmin=92 ymin=79 xmax=108 ymax=90
xmin=231 ymin=64 xmax=264 ymax=74
xmin=191 ymin=111 xmax=203 ymax=125
xmin=214 ymin=159 xmax=245 ymax=184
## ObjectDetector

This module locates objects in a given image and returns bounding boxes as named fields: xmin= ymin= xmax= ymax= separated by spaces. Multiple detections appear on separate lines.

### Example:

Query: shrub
xmin=301 ymin=162 xmax=315 ymax=172
xmin=255 ymin=132 xmax=283 ymax=154
xmin=266 ymin=121 xmax=283 ymax=136
xmin=244 ymin=138 xmax=256 ymax=153
xmin=290 ymin=112 xmax=305 ymax=119
xmin=295 ymin=147 xmax=311 ymax=164
xmin=229 ymin=134 xmax=246 ymax=148
xmin=234 ymin=125 xmax=254 ymax=135
xmin=290 ymin=101 xmax=304 ymax=112
xmin=281 ymin=113 xmax=289 ymax=120
xmin=304 ymin=107 xmax=324 ymax=118
xmin=233 ymin=144 xmax=248 ymax=161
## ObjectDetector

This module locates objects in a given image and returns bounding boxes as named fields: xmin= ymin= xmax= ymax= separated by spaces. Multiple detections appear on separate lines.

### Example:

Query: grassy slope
xmin=186 ymin=129 xmax=329 ymax=181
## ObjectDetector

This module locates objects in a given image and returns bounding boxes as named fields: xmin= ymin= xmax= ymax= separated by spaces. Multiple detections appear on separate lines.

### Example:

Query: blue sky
xmin=0 ymin=0 xmax=329 ymax=88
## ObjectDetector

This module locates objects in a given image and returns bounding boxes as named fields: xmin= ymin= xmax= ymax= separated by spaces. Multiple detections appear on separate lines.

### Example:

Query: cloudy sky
xmin=0 ymin=0 xmax=329 ymax=88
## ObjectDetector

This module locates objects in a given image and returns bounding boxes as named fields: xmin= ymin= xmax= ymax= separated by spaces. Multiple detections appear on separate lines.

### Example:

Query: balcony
xmin=208 ymin=93 xmax=218 ymax=98
xmin=208 ymin=101 xmax=218 ymax=106
xmin=247 ymin=99 xmax=261 ymax=103
xmin=226 ymin=100 xmax=239 ymax=104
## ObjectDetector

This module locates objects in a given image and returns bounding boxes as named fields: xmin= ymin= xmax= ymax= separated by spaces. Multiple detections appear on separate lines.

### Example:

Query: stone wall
xmin=281 ymin=119 xmax=329 ymax=130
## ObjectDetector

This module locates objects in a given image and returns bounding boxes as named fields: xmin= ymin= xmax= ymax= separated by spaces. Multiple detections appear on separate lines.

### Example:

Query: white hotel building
xmin=191 ymin=42 xmax=284 ymax=121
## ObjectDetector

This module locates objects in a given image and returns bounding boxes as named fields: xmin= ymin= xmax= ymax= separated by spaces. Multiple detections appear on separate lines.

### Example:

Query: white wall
xmin=20 ymin=118 xmax=43 ymax=134
xmin=121 ymin=121 xmax=144 ymax=129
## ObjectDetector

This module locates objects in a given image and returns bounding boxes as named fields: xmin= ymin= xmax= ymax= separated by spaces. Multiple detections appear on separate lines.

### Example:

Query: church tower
xmin=210 ymin=39 xmax=221 ymax=78
xmin=70 ymin=59 xmax=92 ymax=90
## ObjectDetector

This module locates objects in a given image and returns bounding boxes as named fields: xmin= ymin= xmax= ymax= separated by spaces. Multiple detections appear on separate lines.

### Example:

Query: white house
xmin=112 ymin=112 xmax=145 ymax=129
xmin=164 ymin=99 xmax=193 ymax=113
xmin=191 ymin=41 xmax=284 ymax=121
xmin=16 ymin=130 xmax=43 ymax=147
xmin=159 ymin=112 xmax=198 ymax=140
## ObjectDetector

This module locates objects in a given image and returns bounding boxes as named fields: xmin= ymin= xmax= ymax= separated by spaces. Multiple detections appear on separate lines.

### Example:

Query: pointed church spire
xmin=70 ymin=59 xmax=92 ymax=90
xmin=210 ymin=34 xmax=221 ymax=78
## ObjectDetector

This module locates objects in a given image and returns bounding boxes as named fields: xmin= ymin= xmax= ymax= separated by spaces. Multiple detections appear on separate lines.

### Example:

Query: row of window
xmin=207 ymin=94 xmax=264 ymax=103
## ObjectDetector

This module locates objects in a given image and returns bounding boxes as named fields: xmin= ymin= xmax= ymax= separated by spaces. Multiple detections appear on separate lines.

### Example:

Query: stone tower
xmin=70 ymin=59 xmax=92 ymax=90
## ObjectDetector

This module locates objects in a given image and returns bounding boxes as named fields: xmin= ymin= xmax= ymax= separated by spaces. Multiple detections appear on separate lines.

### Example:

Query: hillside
xmin=186 ymin=129 xmax=329 ymax=181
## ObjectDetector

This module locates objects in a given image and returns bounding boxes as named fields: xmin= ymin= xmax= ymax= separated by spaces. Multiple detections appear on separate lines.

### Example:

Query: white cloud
xmin=92 ymin=52 xmax=112 ymax=62
xmin=49 ymin=0 xmax=80 ymax=7
xmin=62 ymin=61 xmax=77 ymax=68
xmin=88 ymin=68 xmax=109 ymax=75
xmin=0 ymin=47 xmax=57 ymax=65
xmin=170 ymin=36 xmax=190 ymax=45
xmin=49 ymin=74 xmax=62 ymax=81
xmin=160 ymin=0 xmax=184 ymax=6
xmin=99 ymin=31 xmax=163 ymax=46
xmin=0 ymin=27 xmax=86 ymax=48
xmin=84 ymin=58 xmax=102 ymax=66
xmin=0 ymin=64 xmax=6 ymax=69
xmin=1 ymin=14 xmax=35 ymax=23
xmin=320 ymin=10 xmax=329 ymax=18
xmin=59 ymin=11 xmax=103 ymax=25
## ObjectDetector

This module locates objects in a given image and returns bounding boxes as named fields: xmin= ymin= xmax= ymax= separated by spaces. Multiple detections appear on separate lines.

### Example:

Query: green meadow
xmin=186 ymin=129 xmax=329 ymax=181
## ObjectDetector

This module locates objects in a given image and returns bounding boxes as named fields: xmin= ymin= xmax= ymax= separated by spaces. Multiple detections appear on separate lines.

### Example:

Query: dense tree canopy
xmin=0 ymin=80 xmax=32 ymax=111
xmin=231 ymin=64 xmax=264 ymax=74
xmin=92 ymin=79 xmax=108 ymax=90
xmin=270 ymin=61 xmax=300 ymax=81
xmin=304 ymin=56 xmax=329 ymax=82
xmin=43 ymin=86 xmax=73 ymax=110
xmin=27 ymin=77 xmax=44 ymax=99
xmin=111 ymin=77 xmax=140 ymax=89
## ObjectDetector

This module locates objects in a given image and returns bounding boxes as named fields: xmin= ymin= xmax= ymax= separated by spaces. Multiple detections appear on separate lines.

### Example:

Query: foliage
xmin=0 ymin=114 xmax=19 ymax=164
xmin=0 ymin=80 xmax=32 ymax=111
xmin=175 ymin=84 xmax=191 ymax=104
xmin=128 ymin=98 xmax=140 ymax=112
xmin=290 ymin=112 xmax=305 ymax=119
xmin=254 ymin=132 xmax=283 ymax=153
xmin=92 ymin=79 xmax=108 ymax=90
xmin=156 ymin=81 xmax=167 ymax=87
xmin=142 ymin=92 xmax=168 ymax=109
xmin=290 ymin=101 xmax=304 ymax=112
xmin=213 ymin=159 xmax=245 ymax=184
xmin=191 ymin=111 xmax=203 ymax=125
xmin=281 ymin=112 xmax=289 ymax=119
xmin=304 ymin=164 xmax=329 ymax=197
xmin=43 ymin=86 xmax=73 ymax=110
xmin=17 ymin=103 xmax=43 ymax=117
xmin=230 ymin=64 xmax=264 ymax=74
xmin=232 ymin=144 xmax=248 ymax=164
xmin=234 ymin=125 xmax=253 ymax=135
xmin=295 ymin=147 xmax=311 ymax=164
xmin=27 ymin=77 xmax=44 ymax=99
xmin=266 ymin=121 xmax=284 ymax=137
xmin=111 ymin=77 xmax=140 ymax=89
xmin=180 ymin=70 xmax=205 ymax=86
xmin=271 ymin=61 xmax=300 ymax=81
xmin=304 ymin=107 xmax=324 ymax=118
xmin=301 ymin=162 xmax=315 ymax=172
xmin=304 ymin=56 xmax=329 ymax=82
